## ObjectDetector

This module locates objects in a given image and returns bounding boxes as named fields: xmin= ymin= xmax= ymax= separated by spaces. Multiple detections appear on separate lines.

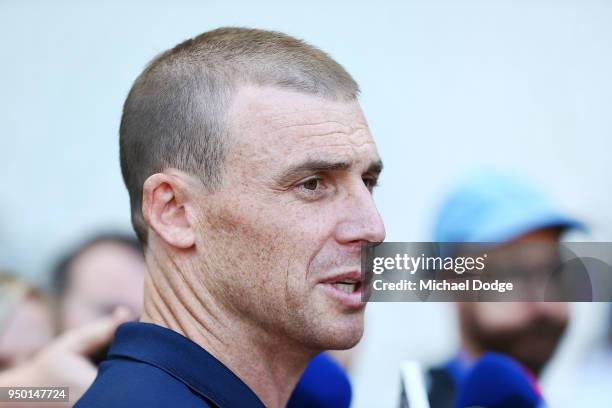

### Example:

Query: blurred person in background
xmin=0 ymin=233 xmax=144 ymax=406
xmin=0 ymin=307 xmax=131 ymax=406
xmin=426 ymin=171 xmax=584 ymax=408
xmin=0 ymin=272 xmax=53 ymax=370
xmin=48 ymin=232 xmax=145 ymax=371
xmin=51 ymin=232 xmax=146 ymax=333
xmin=0 ymin=270 xmax=131 ymax=405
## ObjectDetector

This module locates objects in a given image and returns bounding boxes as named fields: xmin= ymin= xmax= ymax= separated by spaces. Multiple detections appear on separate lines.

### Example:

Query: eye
xmin=296 ymin=176 xmax=327 ymax=199
xmin=301 ymin=177 xmax=321 ymax=191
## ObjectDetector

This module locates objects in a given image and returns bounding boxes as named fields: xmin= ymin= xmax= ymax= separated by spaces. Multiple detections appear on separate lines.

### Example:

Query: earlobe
xmin=142 ymin=172 xmax=196 ymax=249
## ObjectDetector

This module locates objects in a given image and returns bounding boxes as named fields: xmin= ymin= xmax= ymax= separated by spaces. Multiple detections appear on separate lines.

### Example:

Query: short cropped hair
xmin=120 ymin=27 xmax=360 ymax=244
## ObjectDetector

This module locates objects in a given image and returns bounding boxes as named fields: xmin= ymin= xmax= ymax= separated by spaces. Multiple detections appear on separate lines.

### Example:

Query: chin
xmin=312 ymin=313 xmax=365 ymax=350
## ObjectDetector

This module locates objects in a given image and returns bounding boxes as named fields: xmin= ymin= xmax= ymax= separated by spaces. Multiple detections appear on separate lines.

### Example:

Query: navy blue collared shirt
xmin=75 ymin=322 xmax=265 ymax=408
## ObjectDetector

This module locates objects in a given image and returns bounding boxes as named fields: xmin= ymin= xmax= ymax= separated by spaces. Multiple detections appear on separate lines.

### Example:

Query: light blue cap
xmin=433 ymin=171 xmax=585 ymax=243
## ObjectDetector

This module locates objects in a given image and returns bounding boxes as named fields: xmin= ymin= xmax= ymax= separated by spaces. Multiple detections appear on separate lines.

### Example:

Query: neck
xmin=140 ymin=251 xmax=312 ymax=408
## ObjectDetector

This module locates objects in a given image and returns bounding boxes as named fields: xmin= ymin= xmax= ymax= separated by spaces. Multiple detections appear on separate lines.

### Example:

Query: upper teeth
xmin=333 ymin=282 xmax=357 ymax=294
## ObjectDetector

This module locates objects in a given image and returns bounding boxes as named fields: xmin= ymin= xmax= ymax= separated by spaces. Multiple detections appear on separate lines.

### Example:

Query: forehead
xmin=68 ymin=243 xmax=144 ymax=289
xmin=227 ymin=85 xmax=379 ymax=168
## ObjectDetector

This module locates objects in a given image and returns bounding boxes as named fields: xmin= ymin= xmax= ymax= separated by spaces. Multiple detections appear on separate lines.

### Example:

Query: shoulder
xmin=75 ymin=358 xmax=211 ymax=408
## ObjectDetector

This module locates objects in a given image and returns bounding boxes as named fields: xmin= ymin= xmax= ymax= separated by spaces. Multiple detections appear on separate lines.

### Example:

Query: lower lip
xmin=320 ymin=283 xmax=365 ymax=309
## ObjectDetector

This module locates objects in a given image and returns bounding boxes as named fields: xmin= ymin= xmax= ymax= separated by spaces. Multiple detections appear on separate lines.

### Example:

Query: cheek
xmin=62 ymin=297 xmax=97 ymax=330
xmin=202 ymin=200 xmax=301 ymax=304
xmin=202 ymin=190 xmax=343 ymax=317
xmin=280 ymin=212 xmax=341 ymax=294
xmin=208 ymin=196 xmax=331 ymax=269
xmin=476 ymin=304 xmax=532 ymax=330
xmin=542 ymin=303 xmax=569 ymax=322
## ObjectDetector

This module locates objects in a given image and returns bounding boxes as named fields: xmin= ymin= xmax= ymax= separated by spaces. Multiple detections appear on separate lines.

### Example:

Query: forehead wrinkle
xmin=270 ymin=113 xmax=371 ymax=140
xmin=254 ymin=106 xmax=368 ymax=136
xmin=251 ymin=106 xmax=365 ymax=125
xmin=298 ymin=140 xmax=377 ymax=151
xmin=228 ymin=89 xmax=378 ymax=169
xmin=288 ymin=139 xmax=381 ymax=172
xmin=230 ymin=109 xmax=369 ymax=150
xmin=232 ymin=119 xmax=376 ymax=170
xmin=271 ymin=127 xmax=372 ymax=148
xmin=293 ymin=125 xmax=374 ymax=149
xmin=275 ymin=122 xmax=378 ymax=163
xmin=274 ymin=120 xmax=364 ymax=134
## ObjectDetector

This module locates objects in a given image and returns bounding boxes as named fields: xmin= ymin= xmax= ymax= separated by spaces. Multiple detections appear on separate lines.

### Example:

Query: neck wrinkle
xmin=140 ymin=250 xmax=311 ymax=408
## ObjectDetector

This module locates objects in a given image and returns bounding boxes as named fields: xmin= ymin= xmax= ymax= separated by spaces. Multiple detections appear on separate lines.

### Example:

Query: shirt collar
xmin=108 ymin=322 xmax=265 ymax=408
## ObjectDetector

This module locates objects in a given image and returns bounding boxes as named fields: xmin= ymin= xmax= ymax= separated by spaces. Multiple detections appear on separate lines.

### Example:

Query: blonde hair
xmin=0 ymin=273 xmax=44 ymax=332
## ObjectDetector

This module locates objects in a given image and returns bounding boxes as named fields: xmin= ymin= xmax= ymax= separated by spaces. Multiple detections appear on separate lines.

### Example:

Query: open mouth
xmin=318 ymin=271 xmax=365 ymax=308
xmin=331 ymin=280 xmax=362 ymax=294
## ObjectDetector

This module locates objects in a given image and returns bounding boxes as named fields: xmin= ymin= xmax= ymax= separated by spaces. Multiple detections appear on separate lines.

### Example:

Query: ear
xmin=142 ymin=170 xmax=197 ymax=249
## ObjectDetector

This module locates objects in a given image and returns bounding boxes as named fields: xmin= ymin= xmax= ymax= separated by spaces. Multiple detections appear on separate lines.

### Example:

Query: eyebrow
xmin=275 ymin=158 xmax=383 ymax=186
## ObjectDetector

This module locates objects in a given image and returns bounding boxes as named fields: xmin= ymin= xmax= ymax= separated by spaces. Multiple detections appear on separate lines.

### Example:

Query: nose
xmin=335 ymin=182 xmax=386 ymax=245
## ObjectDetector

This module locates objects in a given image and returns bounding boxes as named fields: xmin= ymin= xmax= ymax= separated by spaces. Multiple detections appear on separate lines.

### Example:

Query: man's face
xmin=460 ymin=302 xmax=568 ymax=374
xmin=459 ymin=228 xmax=569 ymax=374
xmin=193 ymin=86 xmax=385 ymax=351
xmin=61 ymin=242 xmax=145 ymax=331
